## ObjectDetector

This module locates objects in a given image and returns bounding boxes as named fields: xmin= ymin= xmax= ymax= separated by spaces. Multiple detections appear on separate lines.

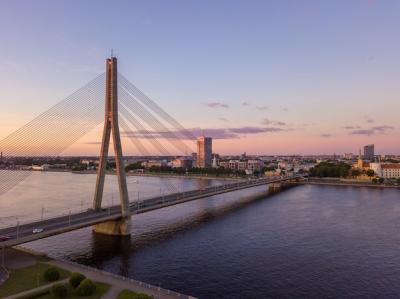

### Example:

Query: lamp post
xmin=16 ymin=219 xmax=20 ymax=240
xmin=1 ymin=245 xmax=4 ymax=267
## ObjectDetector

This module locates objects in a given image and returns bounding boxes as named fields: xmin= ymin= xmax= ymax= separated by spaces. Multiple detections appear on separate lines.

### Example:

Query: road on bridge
xmin=0 ymin=175 xmax=303 ymax=250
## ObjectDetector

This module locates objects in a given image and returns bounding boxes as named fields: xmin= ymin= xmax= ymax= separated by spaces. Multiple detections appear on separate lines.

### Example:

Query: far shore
xmin=70 ymin=170 xmax=242 ymax=181
xmin=304 ymin=178 xmax=400 ymax=189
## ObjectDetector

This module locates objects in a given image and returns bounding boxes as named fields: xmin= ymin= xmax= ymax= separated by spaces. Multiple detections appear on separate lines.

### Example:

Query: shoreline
xmin=3 ymin=246 xmax=194 ymax=299
xmin=304 ymin=179 xmax=400 ymax=189
xmin=71 ymin=170 xmax=242 ymax=181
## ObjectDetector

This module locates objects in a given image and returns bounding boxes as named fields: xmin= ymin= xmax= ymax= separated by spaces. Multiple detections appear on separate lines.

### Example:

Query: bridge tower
xmin=92 ymin=56 xmax=131 ymax=236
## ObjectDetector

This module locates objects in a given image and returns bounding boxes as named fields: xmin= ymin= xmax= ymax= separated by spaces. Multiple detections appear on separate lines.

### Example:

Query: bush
xmin=43 ymin=267 xmax=60 ymax=282
xmin=76 ymin=278 xmax=96 ymax=296
xmin=117 ymin=289 xmax=152 ymax=299
xmin=51 ymin=284 xmax=68 ymax=298
xmin=133 ymin=293 xmax=153 ymax=299
xmin=69 ymin=272 xmax=86 ymax=288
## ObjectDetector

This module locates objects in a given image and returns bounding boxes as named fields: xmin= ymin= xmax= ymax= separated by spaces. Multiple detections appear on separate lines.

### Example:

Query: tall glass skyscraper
xmin=363 ymin=144 xmax=375 ymax=160
xmin=197 ymin=136 xmax=212 ymax=168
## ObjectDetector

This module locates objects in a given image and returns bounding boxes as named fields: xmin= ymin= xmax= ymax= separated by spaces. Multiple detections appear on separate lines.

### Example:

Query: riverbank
xmin=305 ymin=178 xmax=400 ymax=189
xmin=1 ymin=246 xmax=194 ymax=299
xmin=71 ymin=170 xmax=241 ymax=181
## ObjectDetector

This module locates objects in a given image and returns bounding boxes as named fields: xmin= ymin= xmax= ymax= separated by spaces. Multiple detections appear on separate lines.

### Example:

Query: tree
xmin=43 ymin=267 xmax=60 ymax=282
xmin=51 ymin=284 xmax=68 ymax=298
xmin=397 ymin=178 xmax=400 ymax=185
xmin=76 ymin=279 xmax=96 ymax=296
xmin=366 ymin=169 xmax=375 ymax=177
xmin=69 ymin=272 xmax=86 ymax=288
xmin=309 ymin=162 xmax=351 ymax=178
xmin=378 ymin=177 xmax=384 ymax=184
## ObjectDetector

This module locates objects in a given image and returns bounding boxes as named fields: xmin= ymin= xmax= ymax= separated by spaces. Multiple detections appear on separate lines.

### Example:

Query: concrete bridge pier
xmin=92 ymin=56 xmax=131 ymax=237
xmin=93 ymin=217 xmax=131 ymax=236
xmin=268 ymin=182 xmax=282 ymax=193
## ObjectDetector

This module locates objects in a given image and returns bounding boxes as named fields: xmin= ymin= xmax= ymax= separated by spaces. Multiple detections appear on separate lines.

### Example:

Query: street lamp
xmin=16 ymin=219 xmax=20 ymax=240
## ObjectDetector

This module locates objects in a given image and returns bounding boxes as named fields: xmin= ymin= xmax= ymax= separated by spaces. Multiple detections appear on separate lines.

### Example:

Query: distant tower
xmin=197 ymin=135 xmax=212 ymax=168
xmin=357 ymin=148 xmax=364 ymax=169
xmin=363 ymin=144 xmax=375 ymax=160
xmin=92 ymin=56 xmax=130 ymax=235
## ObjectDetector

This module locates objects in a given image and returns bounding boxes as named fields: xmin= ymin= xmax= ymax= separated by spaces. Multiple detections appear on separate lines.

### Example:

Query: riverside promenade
xmin=1 ymin=247 xmax=195 ymax=299
xmin=47 ymin=259 xmax=195 ymax=299
xmin=305 ymin=178 xmax=400 ymax=189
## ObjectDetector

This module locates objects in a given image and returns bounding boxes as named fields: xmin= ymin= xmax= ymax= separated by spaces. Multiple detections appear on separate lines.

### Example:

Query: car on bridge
xmin=0 ymin=235 xmax=10 ymax=242
xmin=32 ymin=228 xmax=44 ymax=234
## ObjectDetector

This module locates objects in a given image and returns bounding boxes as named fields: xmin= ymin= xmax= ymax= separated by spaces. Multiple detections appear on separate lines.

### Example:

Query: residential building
xmin=382 ymin=164 xmax=400 ymax=178
xmin=171 ymin=157 xmax=193 ymax=169
xmin=141 ymin=160 xmax=167 ymax=169
xmin=218 ymin=159 xmax=264 ymax=174
xmin=368 ymin=163 xmax=400 ymax=178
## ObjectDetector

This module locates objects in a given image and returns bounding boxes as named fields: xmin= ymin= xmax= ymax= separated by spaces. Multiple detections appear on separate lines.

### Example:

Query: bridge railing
xmin=1 ymin=175 xmax=303 ymax=231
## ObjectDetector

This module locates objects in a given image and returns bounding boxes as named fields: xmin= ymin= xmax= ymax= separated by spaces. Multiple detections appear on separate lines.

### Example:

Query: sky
xmin=0 ymin=0 xmax=399 ymax=155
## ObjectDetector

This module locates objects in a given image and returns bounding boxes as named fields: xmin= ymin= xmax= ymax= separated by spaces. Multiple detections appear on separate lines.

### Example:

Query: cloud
xmin=122 ymin=126 xmax=291 ymax=140
xmin=261 ymin=118 xmax=286 ymax=126
xmin=343 ymin=125 xmax=360 ymax=130
xmin=256 ymin=106 xmax=268 ymax=111
xmin=349 ymin=125 xmax=394 ymax=136
xmin=218 ymin=117 xmax=229 ymax=122
xmin=228 ymin=127 xmax=284 ymax=134
xmin=320 ymin=134 xmax=333 ymax=138
xmin=282 ymin=107 xmax=289 ymax=112
xmin=242 ymin=102 xmax=250 ymax=106
xmin=364 ymin=116 xmax=374 ymax=123
xmin=207 ymin=102 xmax=229 ymax=109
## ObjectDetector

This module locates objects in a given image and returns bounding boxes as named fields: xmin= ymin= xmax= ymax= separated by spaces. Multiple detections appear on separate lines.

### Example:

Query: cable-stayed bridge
xmin=0 ymin=56 xmax=304 ymax=251
xmin=0 ymin=175 xmax=302 ymax=248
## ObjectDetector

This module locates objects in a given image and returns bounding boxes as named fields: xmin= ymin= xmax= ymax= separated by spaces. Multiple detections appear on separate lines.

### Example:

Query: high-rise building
xmin=197 ymin=136 xmax=212 ymax=168
xmin=363 ymin=144 xmax=374 ymax=160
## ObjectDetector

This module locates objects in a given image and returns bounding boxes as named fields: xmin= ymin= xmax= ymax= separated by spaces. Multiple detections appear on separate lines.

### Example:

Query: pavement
xmin=47 ymin=259 xmax=193 ymax=299
xmin=2 ymin=279 xmax=69 ymax=299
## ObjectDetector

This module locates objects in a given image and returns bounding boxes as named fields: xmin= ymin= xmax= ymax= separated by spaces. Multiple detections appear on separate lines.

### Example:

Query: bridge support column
xmin=92 ymin=56 xmax=130 ymax=236
xmin=268 ymin=182 xmax=281 ymax=193
xmin=93 ymin=217 xmax=131 ymax=236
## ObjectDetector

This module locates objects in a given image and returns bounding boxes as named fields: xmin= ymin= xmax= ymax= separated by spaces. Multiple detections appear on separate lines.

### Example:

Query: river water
xmin=2 ymin=172 xmax=400 ymax=298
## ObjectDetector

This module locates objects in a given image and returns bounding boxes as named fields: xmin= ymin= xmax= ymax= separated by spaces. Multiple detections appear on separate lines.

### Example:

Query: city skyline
xmin=1 ymin=0 xmax=399 ymax=155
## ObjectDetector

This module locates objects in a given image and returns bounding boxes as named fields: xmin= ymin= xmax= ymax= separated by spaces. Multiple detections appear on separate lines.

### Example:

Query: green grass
xmin=0 ymin=262 xmax=70 ymax=298
xmin=33 ymin=282 xmax=110 ymax=299
xmin=117 ymin=289 xmax=153 ymax=299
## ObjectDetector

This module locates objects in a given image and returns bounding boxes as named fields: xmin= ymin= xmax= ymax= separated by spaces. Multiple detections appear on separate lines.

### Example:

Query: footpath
xmin=1 ymin=247 xmax=196 ymax=299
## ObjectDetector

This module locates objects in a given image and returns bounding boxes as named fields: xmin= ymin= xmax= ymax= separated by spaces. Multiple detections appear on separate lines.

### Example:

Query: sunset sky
xmin=0 ymin=0 xmax=399 ymax=155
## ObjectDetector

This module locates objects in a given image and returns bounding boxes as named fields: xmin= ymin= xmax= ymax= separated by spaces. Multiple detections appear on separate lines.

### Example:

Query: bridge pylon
xmin=92 ymin=56 xmax=130 ymax=236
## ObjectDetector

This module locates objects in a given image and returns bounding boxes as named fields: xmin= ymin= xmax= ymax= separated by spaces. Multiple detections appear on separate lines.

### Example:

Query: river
xmin=2 ymin=172 xmax=400 ymax=298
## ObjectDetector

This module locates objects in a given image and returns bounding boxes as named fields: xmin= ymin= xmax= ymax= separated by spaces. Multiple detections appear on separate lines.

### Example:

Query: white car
xmin=32 ymin=228 xmax=44 ymax=234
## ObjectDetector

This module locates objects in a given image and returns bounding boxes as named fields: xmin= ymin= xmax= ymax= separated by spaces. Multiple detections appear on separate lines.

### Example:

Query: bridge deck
xmin=0 ymin=176 xmax=302 ymax=248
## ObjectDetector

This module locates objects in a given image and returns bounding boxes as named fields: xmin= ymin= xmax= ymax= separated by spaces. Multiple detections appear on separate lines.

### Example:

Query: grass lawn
xmin=0 ymin=262 xmax=70 ymax=298
xmin=117 ymin=289 xmax=152 ymax=299
xmin=33 ymin=282 xmax=110 ymax=299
